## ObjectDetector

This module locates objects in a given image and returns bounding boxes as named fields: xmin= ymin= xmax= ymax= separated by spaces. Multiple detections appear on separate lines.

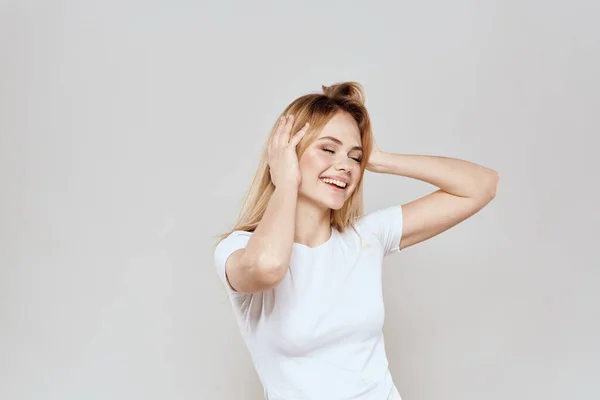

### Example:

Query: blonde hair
xmin=218 ymin=81 xmax=374 ymax=241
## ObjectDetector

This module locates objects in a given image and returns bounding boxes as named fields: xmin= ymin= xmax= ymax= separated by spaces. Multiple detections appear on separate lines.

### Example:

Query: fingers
xmin=281 ymin=115 xmax=294 ymax=144
xmin=270 ymin=116 xmax=285 ymax=151
xmin=270 ymin=115 xmax=308 ymax=151
xmin=290 ymin=122 xmax=310 ymax=147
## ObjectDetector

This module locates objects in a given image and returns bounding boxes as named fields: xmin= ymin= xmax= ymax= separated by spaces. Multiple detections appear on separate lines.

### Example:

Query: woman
xmin=214 ymin=82 xmax=499 ymax=400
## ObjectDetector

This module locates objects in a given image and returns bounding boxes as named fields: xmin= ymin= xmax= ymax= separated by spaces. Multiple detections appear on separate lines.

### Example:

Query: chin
xmin=315 ymin=192 xmax=351 ymax=211
xmin=326 ymin=200 xmax=346 ymax=211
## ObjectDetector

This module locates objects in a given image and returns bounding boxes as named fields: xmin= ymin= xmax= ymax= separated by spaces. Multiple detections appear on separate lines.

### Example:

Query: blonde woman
xmin=214 ymin=82 xmax=498 ymax=400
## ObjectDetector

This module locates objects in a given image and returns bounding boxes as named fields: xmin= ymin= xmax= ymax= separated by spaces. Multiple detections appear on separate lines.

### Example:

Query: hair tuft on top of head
xmin=321 ymin=81 xmax=365 ymax=105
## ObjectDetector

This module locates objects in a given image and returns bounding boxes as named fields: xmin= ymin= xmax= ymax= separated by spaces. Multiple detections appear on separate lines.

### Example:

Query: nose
xmin=334 ymin=160 xmax=352 ymax=174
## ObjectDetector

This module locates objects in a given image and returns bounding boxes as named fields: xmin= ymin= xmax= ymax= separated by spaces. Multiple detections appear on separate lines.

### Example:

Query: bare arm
xmin=225 ymin=115 xmax=309 ymax=293
xmin=226 ymin=184 xmax=298 ymax=293
xmin=367 ymin=145 xmax=498 ymax=251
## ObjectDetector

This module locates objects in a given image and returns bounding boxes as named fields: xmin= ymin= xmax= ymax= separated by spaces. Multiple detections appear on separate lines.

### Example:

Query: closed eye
xmin=323 ymin=148 xmax=362 ymax=163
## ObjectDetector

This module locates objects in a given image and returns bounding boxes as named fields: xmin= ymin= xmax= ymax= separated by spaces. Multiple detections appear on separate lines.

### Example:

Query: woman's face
xmin=298 ymin=112 xmax=364 ymax=211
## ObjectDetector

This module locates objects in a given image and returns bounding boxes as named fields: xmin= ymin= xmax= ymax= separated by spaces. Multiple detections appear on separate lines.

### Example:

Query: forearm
xmin=242 ymin=184 xmax=297 ymax=272
xmin=368 ymin=152 xmax=498 ymax=198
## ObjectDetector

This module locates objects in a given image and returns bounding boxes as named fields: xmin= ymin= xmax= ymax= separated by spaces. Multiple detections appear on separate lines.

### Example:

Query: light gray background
xmin=1 ymin=1 xmax=598 ymax=399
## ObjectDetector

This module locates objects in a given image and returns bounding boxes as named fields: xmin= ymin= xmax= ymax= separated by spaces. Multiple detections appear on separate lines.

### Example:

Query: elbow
xmin=478 ymin=169 xmax=499 ymax=201
xmin=257 ymin=265 xmax=287 ymax=287
xmin=487 ymin=170 xmax=499 ymax=198
xmin=242 ymin=252 xmax=288 ymax=287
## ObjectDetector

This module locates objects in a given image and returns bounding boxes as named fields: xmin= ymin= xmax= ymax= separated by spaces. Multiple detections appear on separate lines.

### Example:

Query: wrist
xmin=366 ymin=150 xmax=387 ymax=173
xmin=274 ymin=181 xmax=300 ymax=194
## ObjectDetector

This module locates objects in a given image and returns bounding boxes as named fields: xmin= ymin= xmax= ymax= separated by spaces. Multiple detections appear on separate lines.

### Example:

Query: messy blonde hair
xmin=219 ymin=81 xmax=374 ymax=241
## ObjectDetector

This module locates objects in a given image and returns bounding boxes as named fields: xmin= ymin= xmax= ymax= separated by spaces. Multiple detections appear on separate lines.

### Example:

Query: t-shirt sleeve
xmin=214 ymin=230 xmax=252 ymax=294
xmin=357 ymin=205 xmax=404 ymax=256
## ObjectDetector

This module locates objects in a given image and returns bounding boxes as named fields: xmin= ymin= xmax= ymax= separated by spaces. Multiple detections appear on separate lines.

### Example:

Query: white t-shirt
xmin=214 ymin=205 xmax=404 ymax=400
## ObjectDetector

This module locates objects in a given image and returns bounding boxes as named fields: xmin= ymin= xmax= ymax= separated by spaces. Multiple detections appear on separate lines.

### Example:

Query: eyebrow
xmin=317 ymin=136 xmax=363 ymax=152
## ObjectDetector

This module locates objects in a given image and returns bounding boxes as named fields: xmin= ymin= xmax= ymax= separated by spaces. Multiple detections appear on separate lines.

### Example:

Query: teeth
xmin=321 ymin=178 xmax=347 ymax=188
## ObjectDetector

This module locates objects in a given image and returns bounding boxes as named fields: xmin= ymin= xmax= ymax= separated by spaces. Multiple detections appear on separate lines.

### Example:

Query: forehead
xmin=316 ymin=112 xmax=361 ymax=147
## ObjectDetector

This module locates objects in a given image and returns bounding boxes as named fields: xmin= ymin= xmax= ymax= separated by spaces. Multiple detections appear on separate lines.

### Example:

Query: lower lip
xmin=321 ymin=180 xmax=347 ymax=193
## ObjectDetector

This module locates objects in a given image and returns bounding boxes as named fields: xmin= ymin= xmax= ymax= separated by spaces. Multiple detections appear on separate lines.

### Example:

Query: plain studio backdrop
xmin=1 ymin=1 xmax=598 ymax=399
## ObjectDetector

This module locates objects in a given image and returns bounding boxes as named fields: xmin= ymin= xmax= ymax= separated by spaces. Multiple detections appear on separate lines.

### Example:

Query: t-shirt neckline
xmin=292 ymin=226 xmax=335 ymax=251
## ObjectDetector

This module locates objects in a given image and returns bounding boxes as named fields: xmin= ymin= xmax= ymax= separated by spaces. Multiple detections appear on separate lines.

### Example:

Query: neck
xmin=294 ymin=194 xmax=332 ymax=248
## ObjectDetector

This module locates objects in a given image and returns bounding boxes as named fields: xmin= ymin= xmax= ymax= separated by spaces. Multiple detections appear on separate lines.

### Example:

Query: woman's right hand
xmin=267 ymin=115 xmax=310 ymax=189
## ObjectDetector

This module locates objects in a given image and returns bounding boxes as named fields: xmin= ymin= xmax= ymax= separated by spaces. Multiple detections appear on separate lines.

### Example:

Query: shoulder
xmin=214 ymin=230 xmax=255 ymax=295
xmin=355 ymin=205 xmax=403 ymax=230
xmin=352 ymin=205 xmax=404 ymax=256
xmin=217 ymin=230 xmax=253 ymax=245
xmin=214 ymin=230 xmax=253 ymax=263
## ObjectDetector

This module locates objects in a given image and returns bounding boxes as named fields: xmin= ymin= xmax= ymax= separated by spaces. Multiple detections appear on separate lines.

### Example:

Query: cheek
xmin=299 ymin=153 xmax=327 ymax=175
xmin=350 ymin=165 xmax=363 ymax=185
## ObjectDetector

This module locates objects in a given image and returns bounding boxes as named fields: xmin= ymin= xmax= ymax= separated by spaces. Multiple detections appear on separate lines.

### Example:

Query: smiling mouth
xmin=320 ymin=178 xmax=347 ymax=191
